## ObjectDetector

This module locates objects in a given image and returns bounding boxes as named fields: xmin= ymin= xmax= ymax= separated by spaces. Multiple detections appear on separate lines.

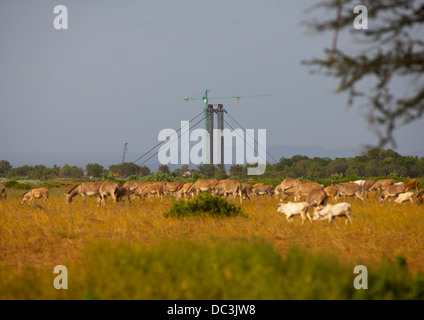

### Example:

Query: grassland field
xmin=0 ymin=181 xmax=424 ymax=299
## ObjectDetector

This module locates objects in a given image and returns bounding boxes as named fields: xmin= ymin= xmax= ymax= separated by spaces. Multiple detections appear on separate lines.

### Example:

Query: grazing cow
xmin=137 ymin=181 xmax=164 ymax=201
xmin=175 ymin=182 xmax=194 ymax=200
xmin=163 ymin=181 xmax=184 ymax=197
xmin=393 ymin=192 xmax=415 ymax=205
xmin=21 ymin=188 xmax=49 ymax=204
xmin=379 ymin=184 xmax=406 ymax=204
xmin=404 ymin=179 xmax=420 ymax=192
xmin=277 ymin=201 xmax=311 ymax=225
xmin=65 ymin=182 xmax=102 ymax=205
xmin=324 ymin=185 xmax=339 ymax=202
xmin=116 ymin=185 xmax=132 ymax=204
xmin=306 ymin=189 xmax=328 ymax=208
xmin=122 ymin=180 xmax=142 ymax=194
xmin=364 ymin=179 xmax=377 ymax=191
xmin=99 ymin=181 xmax=121 ymax=205
xmin=213 ymin=180 xmax=243 ymax=204
xmin=186 ymin=179 xmax=219 ymax=197
xmin=331 ymin=181 xmax=364 ymax=202
xmin=241 ymin=183 xmax=253 ymax=200
xmin=0 ymin=183 xmax=6 ymax=200
xmin=369 ymin=178 xmax=396 ymax=192
xmin=362 ymin=179 xmax=377 ymax=198
xmin=251 ymin=184 xmax=274 ymax=198
xmin=283 ymin=182 xmax=323 ymax=201
xmin=274 ymin=179 xmax=301 ymax=198
xmin=416 ymin=190 xmax=424 ymax=205
xmin=313 ymin=202 xmax=352 ymax=225
xmin=134 ymin=182 xmax=153 ymax=198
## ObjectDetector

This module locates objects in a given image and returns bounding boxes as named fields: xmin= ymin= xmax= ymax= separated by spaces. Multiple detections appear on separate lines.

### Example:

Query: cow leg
xmin=306 ymin=210 xmax=312 ymax=223
xmin=345 ymin=215 xmax=351 ymax=225
xmin=299 ymin=212 xmax=306 ymax=225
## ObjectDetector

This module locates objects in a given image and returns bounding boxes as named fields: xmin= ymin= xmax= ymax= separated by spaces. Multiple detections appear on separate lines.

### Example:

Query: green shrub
xmin=141 ymin=172 xmax=175 ymax=182
xmin=4 ymin=180 xmax=32 ymax=190
xmin=164 ymin=193 xmax=245 ymax=218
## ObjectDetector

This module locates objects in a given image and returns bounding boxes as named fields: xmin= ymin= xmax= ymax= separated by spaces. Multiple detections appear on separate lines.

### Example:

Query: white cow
xmin=277 ymin=201 xmax=311 ymax=225
xmin=351 ymin=180 xmax=366 ymax=187
xmin=312 ymin=202 xmax=352 ymax=225
xmin=393 ymin=192 xmax=415 ymax=205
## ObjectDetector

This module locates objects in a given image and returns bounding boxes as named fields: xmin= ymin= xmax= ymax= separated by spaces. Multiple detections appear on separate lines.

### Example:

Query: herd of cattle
xmin=0 ymin=177 xmax=423 ymax=224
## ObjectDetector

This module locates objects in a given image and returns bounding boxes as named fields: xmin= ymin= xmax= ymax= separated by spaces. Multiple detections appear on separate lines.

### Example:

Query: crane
xmin=184 ymin=89 xmax=272 ymax=164
xmin=121 ymin=142 xmax=128 ymax=164
xmin=184 ymin=89 xmax=272 ymax=107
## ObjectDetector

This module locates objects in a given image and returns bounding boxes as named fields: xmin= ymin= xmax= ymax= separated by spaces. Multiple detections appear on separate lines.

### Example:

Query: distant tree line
xmin=1 ymin=149 xmax=423 ymax=181
xmin=0 ymin=161 xmax=151 ymax=180
xmin=265 ymin=148 xmax=424 ymax=180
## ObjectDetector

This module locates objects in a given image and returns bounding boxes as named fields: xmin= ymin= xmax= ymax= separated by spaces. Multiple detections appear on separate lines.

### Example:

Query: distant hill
xmin=406 ymin=150 xmax=424 ymax=158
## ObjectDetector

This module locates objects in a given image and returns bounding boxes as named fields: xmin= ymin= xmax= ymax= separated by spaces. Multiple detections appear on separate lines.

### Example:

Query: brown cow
xmin=324 ymin=185 xmax=339 ymax=202
xmin=364 ymin=179 xmax=376 ymax=191
xmin=186 ymin=179 xmax=218 ymax=196
xmin=21 ymin=188 xmax=49 ymax=204
xmin=116 ymin=185 xmax=132 ymax=204
xmin=163 ymin=181 xmax=184 ymax=196
xmin=378 ymin=184 xmax=406 ymax=204
xmin=241 ymin=183 xmax=253 ymax=200
xmin=306 ymin=189 xmax=328 ymax=208
xmin=137 ymin=181 xmax=164 ymax=201
xmin=175 ymin=182 xmax=194 ymax=200
xmin=0 ymin=183 xmax=6 ymax=200
xmin=134 ymin=181 xmax=153 ymax=198
xmin=122 ymin=180 xmax=142 ymax=194
xmin=369 ymin=179 xmax=396 ymax=192
xmin=213 ymin=179 xmax=243 ymax=204
xmin=416 ymin=190 xmax=424 ymax=205
xmin=363 ymin=179 xmax=377 ymax=198
xmin=251 ymin=184 xmax=274 ymax=197
xmin=274 ymin=179 xmax=301 ymax=198
xmin=99 ymin=181 xmax=121 ymax=205
xmin=283 ymin=182 xmax=323 ymax=201
xmin=331 ymin=181 xmax=364 ymax=202
xmin=404 ymin=179 xmax=420 ymax=192
xmin=65 ymin=182 xmax=102 ymax=205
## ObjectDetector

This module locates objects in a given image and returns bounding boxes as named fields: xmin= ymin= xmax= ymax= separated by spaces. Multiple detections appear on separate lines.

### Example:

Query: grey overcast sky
xmin=0 ymin=1 xmax=423 ymax=166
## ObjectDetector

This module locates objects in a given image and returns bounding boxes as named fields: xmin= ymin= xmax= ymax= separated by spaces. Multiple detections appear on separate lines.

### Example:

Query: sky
xmin=0 ymin=0 xmax=423 ymax=168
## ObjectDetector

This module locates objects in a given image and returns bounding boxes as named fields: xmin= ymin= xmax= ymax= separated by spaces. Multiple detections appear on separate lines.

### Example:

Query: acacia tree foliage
xmin=304 ymin=0 xmax=424 ymax=147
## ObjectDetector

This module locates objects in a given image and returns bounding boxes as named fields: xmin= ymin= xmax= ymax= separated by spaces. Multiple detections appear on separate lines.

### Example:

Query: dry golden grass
xmin=0 ymin=188 xmax=423 ymax=275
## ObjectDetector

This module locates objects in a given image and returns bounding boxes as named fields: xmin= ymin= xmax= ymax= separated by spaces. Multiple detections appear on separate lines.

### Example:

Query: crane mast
xmin=184 ymin=90 xmax=271 ymax=164
xmin=122 ymin=142 xmax=128 ymax=164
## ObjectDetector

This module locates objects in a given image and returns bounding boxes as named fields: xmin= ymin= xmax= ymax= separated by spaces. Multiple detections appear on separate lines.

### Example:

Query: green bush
xmin=141 ymin=172 xmax=175 ymax=182
xmin=164 ymin=193 xmax=245 ymax=218
xmin=4 ymin=180 xmax=32 ymax=190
